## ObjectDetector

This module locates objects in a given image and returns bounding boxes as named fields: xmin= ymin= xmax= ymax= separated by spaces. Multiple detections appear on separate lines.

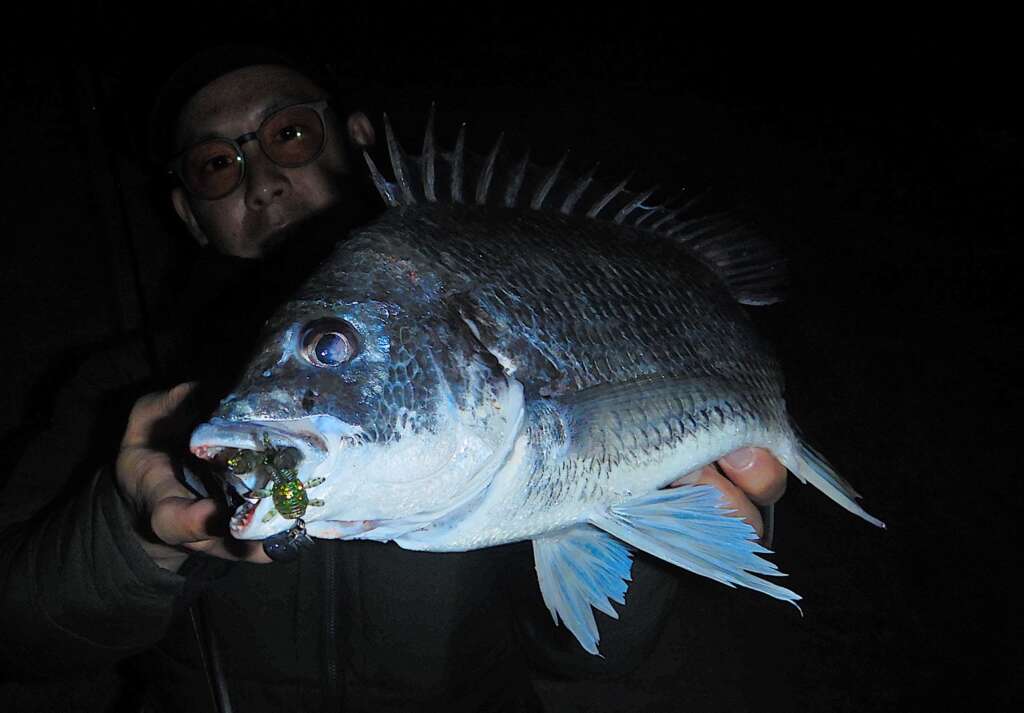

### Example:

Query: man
xmin=0 ymin=45 xmax=787 ymax=712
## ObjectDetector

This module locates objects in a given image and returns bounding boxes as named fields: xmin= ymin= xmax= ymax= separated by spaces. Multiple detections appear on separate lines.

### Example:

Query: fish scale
xmin=437 ymin=217 xmax=755 ymax=392
xmin=190 ymin=112 xmax=884 ymax=656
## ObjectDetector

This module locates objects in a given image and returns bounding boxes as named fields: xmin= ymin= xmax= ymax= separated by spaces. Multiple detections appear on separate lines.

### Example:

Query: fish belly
xmin=395 ymin=390 xmax=795 ymax=552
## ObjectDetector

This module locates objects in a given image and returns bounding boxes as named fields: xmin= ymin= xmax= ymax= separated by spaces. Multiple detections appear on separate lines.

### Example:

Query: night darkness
xmin=0 ymin=5 xmax=1017 ymax=711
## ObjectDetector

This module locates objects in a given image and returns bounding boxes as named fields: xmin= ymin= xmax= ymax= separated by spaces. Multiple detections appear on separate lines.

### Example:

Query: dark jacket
xmin=0 ymin=249 xmax=680 ymax=712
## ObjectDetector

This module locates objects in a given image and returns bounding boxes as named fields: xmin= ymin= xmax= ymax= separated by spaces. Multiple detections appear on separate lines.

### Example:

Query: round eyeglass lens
xmin=182 ymin=140 xmax=243 ymax=199
xmin=260 ymin=105 xmax=326 ymax=167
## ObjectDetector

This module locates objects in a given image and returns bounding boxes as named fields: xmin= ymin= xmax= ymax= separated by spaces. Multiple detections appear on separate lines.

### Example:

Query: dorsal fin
xmin=631 ymin=189 xmax=668 ymax=227
xmin=383 ymin=114 xmax=416 ymax=205
xmin=587 ymin=174 xmax=631 ymax=219
xmin=363 ymin=111 xmax=787 ymax=305
xmin=504 ymin=150 xmax=530 ymax=207
xmin=422 ymin=104 xmax=438 ymax=202
xmin=561 ymin=164 xmax=598 ymax=214
xmin=614 ymin=185 xmax=657 ymax=225
xmin=532 ymin=151 xmax=568 ymax=209
xmin=451 ymin=124 xmax=466 ymax=203
xmin=476 ymin=133 xmax=504 ymax=205
xmin=363 ymin=151 xmax=399 ymax=207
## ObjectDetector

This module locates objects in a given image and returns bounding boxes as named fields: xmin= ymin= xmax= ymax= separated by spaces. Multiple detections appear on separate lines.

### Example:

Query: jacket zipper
xmin=322 ymin=544 xmax=340 ymax=712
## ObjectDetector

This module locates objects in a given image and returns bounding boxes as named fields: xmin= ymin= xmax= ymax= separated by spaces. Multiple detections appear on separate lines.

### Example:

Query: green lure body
xmin=271 ymin=470 xmax=309 ymax=520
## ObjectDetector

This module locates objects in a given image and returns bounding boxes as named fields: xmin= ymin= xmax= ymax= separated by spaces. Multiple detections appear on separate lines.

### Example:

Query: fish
xmin=189 ymin=111 xmax=885 ymax=654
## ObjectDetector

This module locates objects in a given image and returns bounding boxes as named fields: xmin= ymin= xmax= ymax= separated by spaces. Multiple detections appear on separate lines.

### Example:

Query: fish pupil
xmin=314 ymin=332 xmax=347 ymax=365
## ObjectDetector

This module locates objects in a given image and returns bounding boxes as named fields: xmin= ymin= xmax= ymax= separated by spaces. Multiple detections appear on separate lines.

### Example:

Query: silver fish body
xmin=190 ymin=118 xmax=884 ymax=654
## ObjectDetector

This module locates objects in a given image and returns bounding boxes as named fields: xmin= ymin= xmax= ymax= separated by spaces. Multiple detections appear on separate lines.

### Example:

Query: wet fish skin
xmin=325 ymin=207 xmax=791 ymax=550
xmin=190 ymin=120 xmax=884 ymax=654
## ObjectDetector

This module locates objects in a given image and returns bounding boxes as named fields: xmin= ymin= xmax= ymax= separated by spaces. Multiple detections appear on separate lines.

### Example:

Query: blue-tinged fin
xmin=634 ymin=187 xmax=682 ymax=227
xmin=786 ymin=439 xmax=886 ymax=529
xmin=614 ymin=184 xmax=658 ymax=224
xmin=591 ymin=485 xmax=802 ymax=608
xmin=532 ymin=525 xmax=634 ymax=656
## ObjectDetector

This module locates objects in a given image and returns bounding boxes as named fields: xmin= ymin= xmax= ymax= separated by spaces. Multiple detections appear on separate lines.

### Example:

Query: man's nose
xmin=243 ymin=146 xmax=291 ymax=210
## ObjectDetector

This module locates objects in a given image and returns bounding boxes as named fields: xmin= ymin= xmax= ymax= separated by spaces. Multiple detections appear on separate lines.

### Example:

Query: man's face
xmin=171 ymin=64 xmax=356 ymax=259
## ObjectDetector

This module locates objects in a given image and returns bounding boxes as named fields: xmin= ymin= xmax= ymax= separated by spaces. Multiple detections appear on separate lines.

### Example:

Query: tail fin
xmin=783 ymin=440 xmax=886 ymax=529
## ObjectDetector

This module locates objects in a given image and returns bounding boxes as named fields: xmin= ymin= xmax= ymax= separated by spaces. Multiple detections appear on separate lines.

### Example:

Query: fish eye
xmin=301 ymin=318 xmax=359 ymax=368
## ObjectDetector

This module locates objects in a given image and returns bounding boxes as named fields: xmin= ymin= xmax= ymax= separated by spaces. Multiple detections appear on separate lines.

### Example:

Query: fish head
xmin=190 ymin=232 xmax=524 ymax=543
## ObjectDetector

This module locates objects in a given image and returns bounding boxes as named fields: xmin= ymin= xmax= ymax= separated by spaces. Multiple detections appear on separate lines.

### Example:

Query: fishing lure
xmin=224 ymin=437 xmax=324 ymax=561
xmin=230 ymin=435 xmax=325 ymax=522
xmin=261 ymin=517 xmax=313 ymax=563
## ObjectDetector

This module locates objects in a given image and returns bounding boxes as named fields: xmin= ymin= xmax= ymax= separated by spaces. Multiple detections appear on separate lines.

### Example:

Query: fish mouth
xmin=189 ymin=416 xmax=336 ymax=539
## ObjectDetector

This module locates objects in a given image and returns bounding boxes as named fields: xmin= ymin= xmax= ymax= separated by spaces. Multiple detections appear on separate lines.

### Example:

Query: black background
xmin=0 ymin=4 xmax=1017 ymax=711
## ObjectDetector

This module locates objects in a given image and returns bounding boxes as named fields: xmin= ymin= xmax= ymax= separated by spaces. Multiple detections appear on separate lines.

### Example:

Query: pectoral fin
xmin=532 ymin=525 xmax=634 ymax=655
xmin=591 ymin=485 xmax=802 ymax=607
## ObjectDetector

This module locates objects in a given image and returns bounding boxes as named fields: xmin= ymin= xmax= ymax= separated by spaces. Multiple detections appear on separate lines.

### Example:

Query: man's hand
xmin=668 ymin=448 xmax=787 ymax=542
xmin=116 ymin=382 xmax=271 ymax=573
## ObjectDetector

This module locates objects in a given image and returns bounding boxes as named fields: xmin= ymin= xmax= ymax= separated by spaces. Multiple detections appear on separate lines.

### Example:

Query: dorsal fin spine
xmin=667 ymin=214 xmax=731 ymax=241
xmin=451 ymin=124 xmax=466 ymax=204
xmin=532 ymin=151 xmax=569 ymax=209
xmin=632 ymin=204 xmax=662 ymax=227
xmin=476 ymin=133 xmax=504 ymax=205
xmin=384 ymin=114 xmax=416 ymax=204
xmin=364 ymin=151 xmax=399 ymax=207
xmin=649 ymin=207 xmax=685 ymax=231
xmin=587 ymin=175 xmax=632 ymax=218
xmin=614 ymin=185 xmax=658 ymax=225
xmin=505 ymin=150 xmax=530 ymax=207
xmin=423 ymin=104 xmax=437 ymax=202
xmin=561 ymin=164 xmax=598 ymax=214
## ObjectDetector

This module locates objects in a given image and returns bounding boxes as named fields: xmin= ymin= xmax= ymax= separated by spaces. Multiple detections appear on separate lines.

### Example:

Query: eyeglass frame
xmin=166 ymin=99 xmax=332 ymax=200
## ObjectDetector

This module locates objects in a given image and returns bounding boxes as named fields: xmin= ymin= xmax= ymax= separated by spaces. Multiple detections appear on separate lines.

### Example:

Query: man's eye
xmin=275 ymin=125 xmax=304 ymax=143
xmin=203 ymin=154 xmax=236 ymax=173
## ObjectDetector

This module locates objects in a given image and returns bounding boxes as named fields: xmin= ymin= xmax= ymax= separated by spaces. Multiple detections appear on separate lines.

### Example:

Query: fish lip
xmin=230 ymin=499 xmax=258 ymax=533
xmin=190 ymin=416 xmax=333 ymax=537
xmin=190 ymin=416 xmax=329 ymax=459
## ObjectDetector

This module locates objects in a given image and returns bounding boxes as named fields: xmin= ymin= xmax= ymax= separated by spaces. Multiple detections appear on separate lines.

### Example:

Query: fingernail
xmin=667 ymin=469 xmax=702 ymax=488
xmin=723 ymin=448 xmax=756 ymax=471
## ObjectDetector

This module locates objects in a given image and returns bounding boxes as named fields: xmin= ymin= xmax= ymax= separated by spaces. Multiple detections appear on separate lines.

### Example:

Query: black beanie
xmin=146 ymin=43 xmax=344 ymax=167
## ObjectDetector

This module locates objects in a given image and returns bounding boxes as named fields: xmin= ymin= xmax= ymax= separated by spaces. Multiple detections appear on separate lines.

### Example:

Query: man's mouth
xmin=247 ymin=206 xmax=308 ymax=248
xmin=257 ymin=222 xmax=297 ymax=253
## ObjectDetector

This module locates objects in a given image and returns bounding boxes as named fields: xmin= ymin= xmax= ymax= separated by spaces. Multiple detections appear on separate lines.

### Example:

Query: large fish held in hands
xmin=190 ymin=113 xmax=885 ymax=655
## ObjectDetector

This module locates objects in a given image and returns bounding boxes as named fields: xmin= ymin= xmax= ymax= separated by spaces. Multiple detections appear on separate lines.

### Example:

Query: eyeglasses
xmin=168 ymin=100 xmax=330 ymax=200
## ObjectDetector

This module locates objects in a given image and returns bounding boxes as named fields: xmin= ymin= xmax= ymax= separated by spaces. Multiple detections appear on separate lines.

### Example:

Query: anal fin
xmin=532 ymin=525 xmax=633 ymax=655
xmin=591 ymin=486 xmax=802 ymax=607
